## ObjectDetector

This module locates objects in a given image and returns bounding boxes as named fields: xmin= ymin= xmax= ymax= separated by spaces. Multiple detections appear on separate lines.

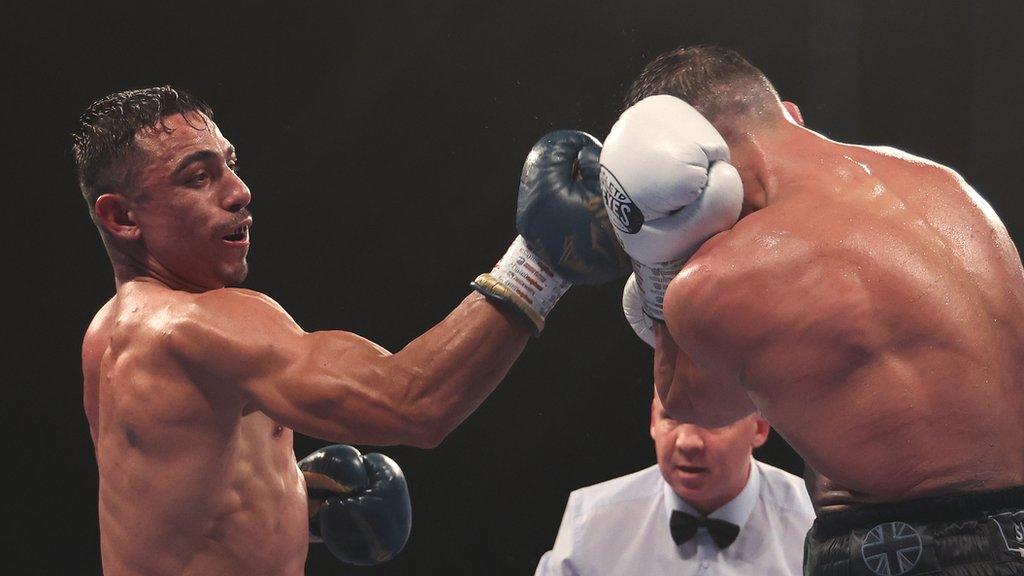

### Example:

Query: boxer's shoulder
xmin=152 ymin=288 xmax=300 ymax=370
xmin=83 ymin=296 xmax=118 ymax=351
xmin=856 ymin=143 xmax=947 ymax=170
xmin=669 ymin=205 xmax=797 ymax=297
xmin=848 ymin=143 xmax=966 ymax=190
xmin=189 ymin=287 xmax=289 ymax=317
xmin=664 ymin=206 xmax=843 ymax=350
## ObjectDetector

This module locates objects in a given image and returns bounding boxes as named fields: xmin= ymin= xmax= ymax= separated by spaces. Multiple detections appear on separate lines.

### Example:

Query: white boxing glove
xmin=622 ymin=273 xmax=654 ymax=347
xmin=600 ymin=95 xmax=743 ymax=321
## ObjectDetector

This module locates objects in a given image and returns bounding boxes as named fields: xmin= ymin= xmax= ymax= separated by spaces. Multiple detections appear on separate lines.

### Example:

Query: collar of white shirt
xmin=661 ymin=457 xmax=761 ymax=530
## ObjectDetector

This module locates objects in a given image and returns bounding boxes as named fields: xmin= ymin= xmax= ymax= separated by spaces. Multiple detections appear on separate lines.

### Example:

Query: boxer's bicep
xmin=244 ymin=330 xmax=438 ymax=446
xmin=170 ymin=289 xmax=430 ymax=446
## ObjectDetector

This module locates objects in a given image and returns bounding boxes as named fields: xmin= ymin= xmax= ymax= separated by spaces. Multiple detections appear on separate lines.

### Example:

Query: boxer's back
xmin=684 ymin=142 xmax=1024 ymax=501
xmin=82 ymin=281 xmax=308 ymax=576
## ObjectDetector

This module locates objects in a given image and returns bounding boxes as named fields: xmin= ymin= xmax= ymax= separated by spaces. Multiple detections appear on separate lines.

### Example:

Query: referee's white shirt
xmin=535 ymin=458 xmax=815 ymax=576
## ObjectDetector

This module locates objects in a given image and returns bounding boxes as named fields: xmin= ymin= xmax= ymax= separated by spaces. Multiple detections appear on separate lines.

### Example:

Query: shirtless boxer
xmin=602 ymin=46 xmax=1024 ymax=574
xmin=74 ymin=86 xmax=628 ymax=575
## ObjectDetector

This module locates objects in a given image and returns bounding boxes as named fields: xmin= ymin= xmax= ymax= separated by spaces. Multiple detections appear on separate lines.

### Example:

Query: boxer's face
xmin=651 ymin=397 xmax=769 ymax=514
xmin=126 ymin=112 xmax=252 ymax=289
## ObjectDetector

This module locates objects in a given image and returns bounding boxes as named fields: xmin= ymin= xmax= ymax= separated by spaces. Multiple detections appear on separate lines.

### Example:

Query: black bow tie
xmin=670 ymin=510 xmax=740 ymax=549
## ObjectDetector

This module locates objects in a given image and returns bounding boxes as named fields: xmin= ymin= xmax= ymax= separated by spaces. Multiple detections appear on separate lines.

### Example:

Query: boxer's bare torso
xmin=84 ymin=282 xmax=309 ymax=576
xmin=660 ymin=133 xmax=1024 ymax=504
xmin=84 ymin=279 xmax=526 ymax=575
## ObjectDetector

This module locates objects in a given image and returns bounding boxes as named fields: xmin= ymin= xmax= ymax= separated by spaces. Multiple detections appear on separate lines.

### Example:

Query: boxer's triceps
xmin=169 ymin=287 xmax=529 ymax=448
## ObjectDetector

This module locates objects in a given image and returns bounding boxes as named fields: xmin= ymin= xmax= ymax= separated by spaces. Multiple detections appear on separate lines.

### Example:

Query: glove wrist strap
xmin=472 ymin=236 xmax=570 ymax=335
xmin=631 ymin=259 xmax=686 ymax=321
xmin=622 ymin=274 xmax=656 ymax=347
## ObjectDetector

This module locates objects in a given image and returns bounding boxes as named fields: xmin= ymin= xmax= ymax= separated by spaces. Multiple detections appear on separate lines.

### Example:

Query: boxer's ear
xmin=95 ymin=193 xmax=141 ymax=241
xmin=782 ymin=101 xmax=804 ymax=126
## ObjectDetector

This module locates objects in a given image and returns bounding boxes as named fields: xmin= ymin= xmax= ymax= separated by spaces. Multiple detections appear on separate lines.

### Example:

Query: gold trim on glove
xmin=471 ymin=273 xmax=545 ymax=335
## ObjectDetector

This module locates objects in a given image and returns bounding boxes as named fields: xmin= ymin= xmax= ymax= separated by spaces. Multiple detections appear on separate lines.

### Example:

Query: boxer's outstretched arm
xmin=170 ymin=288 xmax=529 ymax=448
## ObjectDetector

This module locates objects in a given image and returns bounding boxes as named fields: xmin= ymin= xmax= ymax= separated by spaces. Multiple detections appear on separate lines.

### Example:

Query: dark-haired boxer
xmin=74 ymin=86 xmax=629 ymax=575
xmin=604 ymin=46 xmax=1024 ymax=575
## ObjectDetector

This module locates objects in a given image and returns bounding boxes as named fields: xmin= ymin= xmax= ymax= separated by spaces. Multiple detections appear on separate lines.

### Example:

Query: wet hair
xmin=71 ymin=86 xmax=213 ymax=215
xmin=622 ymin=45 xmax=781 ymax=133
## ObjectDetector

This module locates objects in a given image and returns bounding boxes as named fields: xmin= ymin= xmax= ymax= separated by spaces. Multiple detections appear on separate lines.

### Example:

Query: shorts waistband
xmin=812 ymin=485 xmax=1024 ymax=539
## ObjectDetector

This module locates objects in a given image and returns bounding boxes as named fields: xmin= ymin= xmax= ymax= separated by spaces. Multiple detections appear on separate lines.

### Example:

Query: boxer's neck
xmin=729 ymin=123 xmax=831 ymax=210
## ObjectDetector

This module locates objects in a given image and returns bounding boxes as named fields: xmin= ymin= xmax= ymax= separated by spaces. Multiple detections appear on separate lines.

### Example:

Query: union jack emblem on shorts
xmin=860 ymin=522 xmax=923 ymax=576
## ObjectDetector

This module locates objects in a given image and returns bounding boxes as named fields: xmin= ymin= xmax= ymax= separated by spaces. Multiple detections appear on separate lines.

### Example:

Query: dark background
xmin=6 ymin=1 xmax=1022 ymax=574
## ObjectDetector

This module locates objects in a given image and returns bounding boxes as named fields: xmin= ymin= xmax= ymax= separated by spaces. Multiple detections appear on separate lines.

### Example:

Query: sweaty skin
xmin=657 ymin=122 xmax=1024 ymax=505
xmin=83 ymin=113 xmax=529 ymax=575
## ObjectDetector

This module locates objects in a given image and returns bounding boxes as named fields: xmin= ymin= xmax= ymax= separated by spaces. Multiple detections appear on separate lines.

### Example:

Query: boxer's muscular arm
xmin=170 ymin=288 xmax=529 ymax=448
xmin=655 ymin=232 xmax=759 ymax=428
xmin=653 ymin=324 xmax=757 ymax=428
xmin=657 ymin=206 xmax=842 ymax=426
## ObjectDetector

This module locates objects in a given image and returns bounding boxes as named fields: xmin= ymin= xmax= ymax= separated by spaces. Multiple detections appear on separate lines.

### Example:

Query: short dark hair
xmin=623 ymin=45 xmax=780 ymax=129
xmin=72 ymin=86 xmax=213 ymax=214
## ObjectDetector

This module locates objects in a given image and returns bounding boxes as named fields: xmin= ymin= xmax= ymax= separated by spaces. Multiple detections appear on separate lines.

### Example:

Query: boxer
xmin=604 ymin=46 xmax=1024 ymax=575
xmin=74 ymin=86 xmax=628 ymax=575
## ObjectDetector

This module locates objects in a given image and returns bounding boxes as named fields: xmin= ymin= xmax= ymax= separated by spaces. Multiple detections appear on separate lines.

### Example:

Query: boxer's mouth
xmin=223 ymin=225 xmax=249 ymax=242
xmin=222 ymin=217 xmax=252 ymax=242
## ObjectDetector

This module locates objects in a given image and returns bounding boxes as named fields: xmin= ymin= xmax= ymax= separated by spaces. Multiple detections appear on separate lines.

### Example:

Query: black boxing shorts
xmin=803 ymin=486 xmax=1024 ymax=576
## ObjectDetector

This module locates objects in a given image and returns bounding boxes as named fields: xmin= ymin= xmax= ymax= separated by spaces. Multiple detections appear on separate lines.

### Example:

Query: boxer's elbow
xmin=406 ymin=396 xmax=461 ymax=449
xmin=408 ymin=425 xmax=447 ymax=449
xmin=396 ymin=405 xmax=449 ymax=448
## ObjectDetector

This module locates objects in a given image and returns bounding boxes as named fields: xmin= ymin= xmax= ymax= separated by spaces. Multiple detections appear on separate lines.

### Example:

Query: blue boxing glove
xmin=298 ymin=445 xmax=411 ymax=566
xmin=472 ymin=130 xmax=631 ymax=333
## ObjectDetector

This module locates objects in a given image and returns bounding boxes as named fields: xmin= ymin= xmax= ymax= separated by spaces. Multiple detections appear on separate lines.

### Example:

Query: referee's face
xmin=651 ymin=395 xmax=769 ymax=514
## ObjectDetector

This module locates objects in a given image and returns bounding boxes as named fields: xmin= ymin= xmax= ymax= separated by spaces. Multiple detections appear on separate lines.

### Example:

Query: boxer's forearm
xmin=384 ymin=292 xmax=530 ymax=445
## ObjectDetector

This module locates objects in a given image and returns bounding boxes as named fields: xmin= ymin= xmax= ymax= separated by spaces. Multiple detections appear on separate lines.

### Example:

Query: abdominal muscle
xmin=96 ymin=410 xmax=309 ymax=576
xmin=89 ymin=332 xmax=309 ymax=576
